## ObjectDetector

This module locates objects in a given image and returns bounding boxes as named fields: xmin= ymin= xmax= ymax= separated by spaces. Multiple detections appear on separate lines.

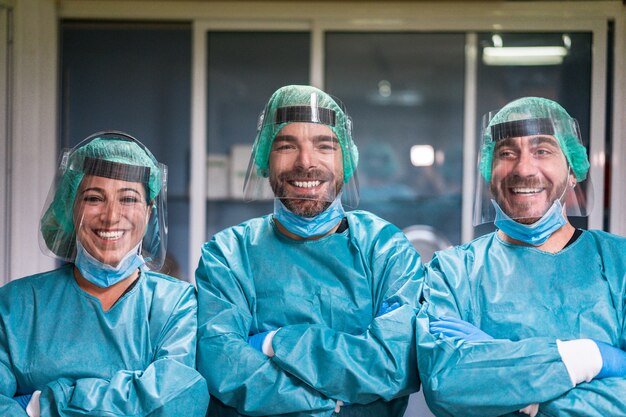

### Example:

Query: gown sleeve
xmin=38 ymin=284 xmax=209 ymax=417
xmin=195 ymin=240 xmax=337 ymax=416
xmin=270 ymin=232 xmax=423 ymax=404
xmin=0 ymin=320 xmax=28 ymax=416
xmin=416 ymin=251 xmax=574 ymax=417
xmin=536 ymin=378 xmax=626 ymax=417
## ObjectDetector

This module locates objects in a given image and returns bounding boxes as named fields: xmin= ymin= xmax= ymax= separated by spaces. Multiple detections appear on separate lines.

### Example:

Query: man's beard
xmin=282 ymin=198 xmax=332 ymax=218
xmin=270 ymin=167 xmax=343 ymax=217
xmin=491 ymin=175 xmax=568 ymax=224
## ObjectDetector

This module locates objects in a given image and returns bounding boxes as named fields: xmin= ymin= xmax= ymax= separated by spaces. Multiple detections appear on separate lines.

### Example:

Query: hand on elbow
xmin=429 ymin=316 xmax=494 ymax=342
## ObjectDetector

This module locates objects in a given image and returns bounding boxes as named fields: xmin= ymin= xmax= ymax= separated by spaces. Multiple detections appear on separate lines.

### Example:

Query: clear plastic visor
xmin=244 ymin=104 xmax=359 ymax=215
xmin=473 ymin=116 xmax=592 ymax=226
xmin=39 ymin=154 xmax=168 ymax=270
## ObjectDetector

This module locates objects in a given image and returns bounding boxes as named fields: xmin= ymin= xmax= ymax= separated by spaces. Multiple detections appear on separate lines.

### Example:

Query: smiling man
xmin=195 ymin=85 xmax=423 ymax=417
xmin=269 ymin=123 xmax=343 ymax=217
xmin=490 ymin=135 xmax=569 ymax=223
xmin=416 ymin=97 xmax=626 ymax=417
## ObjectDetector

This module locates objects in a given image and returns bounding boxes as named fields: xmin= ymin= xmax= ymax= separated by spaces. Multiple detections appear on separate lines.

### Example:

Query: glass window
xmin=61 ymin=21 xmax=191 ymax=279
xmin=325 ymin=32 xmax=466 ymax=245
xmin=474 ymin=31 xmax=592 ymax=237
xmin=205 ymin=32 xmax=310 ymax=238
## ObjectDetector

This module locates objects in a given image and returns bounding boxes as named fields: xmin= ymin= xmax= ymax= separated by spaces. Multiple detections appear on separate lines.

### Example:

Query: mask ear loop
xmin=145 ymin=204 xmax=153 ymax=227
xmin=557 ymin=167 xmax=576 ymax=213
xmin=141 ymin=202 xmax=157 ymax=261
xmin=569 ymin=168 xmax=577 ymax=188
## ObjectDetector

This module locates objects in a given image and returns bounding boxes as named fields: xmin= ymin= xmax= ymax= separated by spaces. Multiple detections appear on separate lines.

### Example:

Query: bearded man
xmin=195 ymin=85 xmax=423 ymax=417
xmin=417 ymin=97 xmax=626 ymax=417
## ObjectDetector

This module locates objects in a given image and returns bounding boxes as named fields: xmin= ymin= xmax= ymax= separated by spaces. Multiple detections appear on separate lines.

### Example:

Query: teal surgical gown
xmin=0 ymin=264 xmax=209 ymax=416
xmin=416 ymin=230 xmax=626 ymax=417
xmin=196 ymin=211 xmax=423 ymax=417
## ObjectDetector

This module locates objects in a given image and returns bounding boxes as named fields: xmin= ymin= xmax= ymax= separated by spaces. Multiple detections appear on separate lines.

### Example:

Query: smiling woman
xmin=73 ymin=173 xmax=151 ymax=288
xmin=0 ymin=132 xmax=209 ymax=416
xmin=41 ymin=133 xmax=166 ymax=272
xmin=74 ymin=175 xmax=149 ymax=265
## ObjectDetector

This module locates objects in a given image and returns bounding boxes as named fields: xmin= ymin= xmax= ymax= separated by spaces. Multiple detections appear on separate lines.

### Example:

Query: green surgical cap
xmin=479 ymin=97 xmax=590 ymax=182
xmin=40 ymin=134 xmax=162 ymax=259
xmin=253 ymin=85 xmax=359 ymax=182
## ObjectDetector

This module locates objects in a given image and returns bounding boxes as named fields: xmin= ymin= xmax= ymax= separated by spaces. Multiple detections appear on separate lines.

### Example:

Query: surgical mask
xmin=492 ymin=199 xmax=567 ymax=246
xmin=75 ymin=239 xmax=145 ymax=287
xmin=273 ymin=197 xmax=345 ymax=238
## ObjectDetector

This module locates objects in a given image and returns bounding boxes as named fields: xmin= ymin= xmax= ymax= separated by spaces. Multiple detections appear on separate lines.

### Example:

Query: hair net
xmin=479 ymin=97 xmax=590 ymax=182
xmin=40 ymin=132 xmax=165 ymax=266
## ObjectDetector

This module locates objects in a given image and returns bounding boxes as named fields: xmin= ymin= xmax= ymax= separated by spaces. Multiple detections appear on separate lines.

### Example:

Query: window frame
xmin=190 ymin=15 xmax=610 ymax=272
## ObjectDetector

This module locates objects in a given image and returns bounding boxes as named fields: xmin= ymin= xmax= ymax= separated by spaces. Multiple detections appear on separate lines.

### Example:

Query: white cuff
xmin=262 ymin=329 xmax=278 ymax=357
xmin=556 ymin=339 xmax=602 ymax=386
xmin=26 ymin=390 xmax=41 ymax=417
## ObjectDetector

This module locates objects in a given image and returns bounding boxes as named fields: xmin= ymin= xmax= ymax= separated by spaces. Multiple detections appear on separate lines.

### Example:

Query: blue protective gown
xmin=0 ymin=264 xmax=209 ymax=417
xmin=416 ymin=229 xmax=626 ymax=417
xmin=196 ymin=211 xmax=423 ymax=417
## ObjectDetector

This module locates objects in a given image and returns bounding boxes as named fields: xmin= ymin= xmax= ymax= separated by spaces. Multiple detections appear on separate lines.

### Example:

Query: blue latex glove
xmin=429 ymin=316 xmax=494 ymax=342
xmin=14 ymin=394 xmax=32 ymax=410
xmin=376 ymin=301 xmax=400 ymax=317
xmin=594 ymin=340 xmax=626 ymax=379
xmin=248 ymin=330 xmax=272 ymax=352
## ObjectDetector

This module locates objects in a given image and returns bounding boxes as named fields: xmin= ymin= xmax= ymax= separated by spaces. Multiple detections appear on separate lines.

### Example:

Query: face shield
xmin=39 ymin=131 xmax=168 ymax=270
xmin=473 ymin=97 xmax=593 ymax=226
xmin=243 ymin=85 xmax=359 ymax=217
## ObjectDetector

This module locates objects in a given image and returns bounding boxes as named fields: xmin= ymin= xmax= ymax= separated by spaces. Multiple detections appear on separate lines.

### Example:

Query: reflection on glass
xmin=325 ymin=32 xmax=465 ymax=244
xmin=205 ymin=32 xmax=309 ymax=238
xmin=475 ymin=32 xmax=592 ymax=237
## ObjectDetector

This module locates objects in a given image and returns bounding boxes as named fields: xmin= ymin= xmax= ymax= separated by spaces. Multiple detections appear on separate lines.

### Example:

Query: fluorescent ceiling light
xmin=410 ymin=145 xmax=435 ymax=167
xmin=483 ymin=46 xmax=568 ymax=66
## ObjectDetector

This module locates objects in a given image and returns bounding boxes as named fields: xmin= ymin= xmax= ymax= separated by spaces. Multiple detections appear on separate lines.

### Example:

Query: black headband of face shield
xmin=275 ymin=106 xmax=336 ymax=126
xmin=83 ymin=157 xmax=151 ymax=196
xmin=490 ymin=117 xmax=555 ymax=141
